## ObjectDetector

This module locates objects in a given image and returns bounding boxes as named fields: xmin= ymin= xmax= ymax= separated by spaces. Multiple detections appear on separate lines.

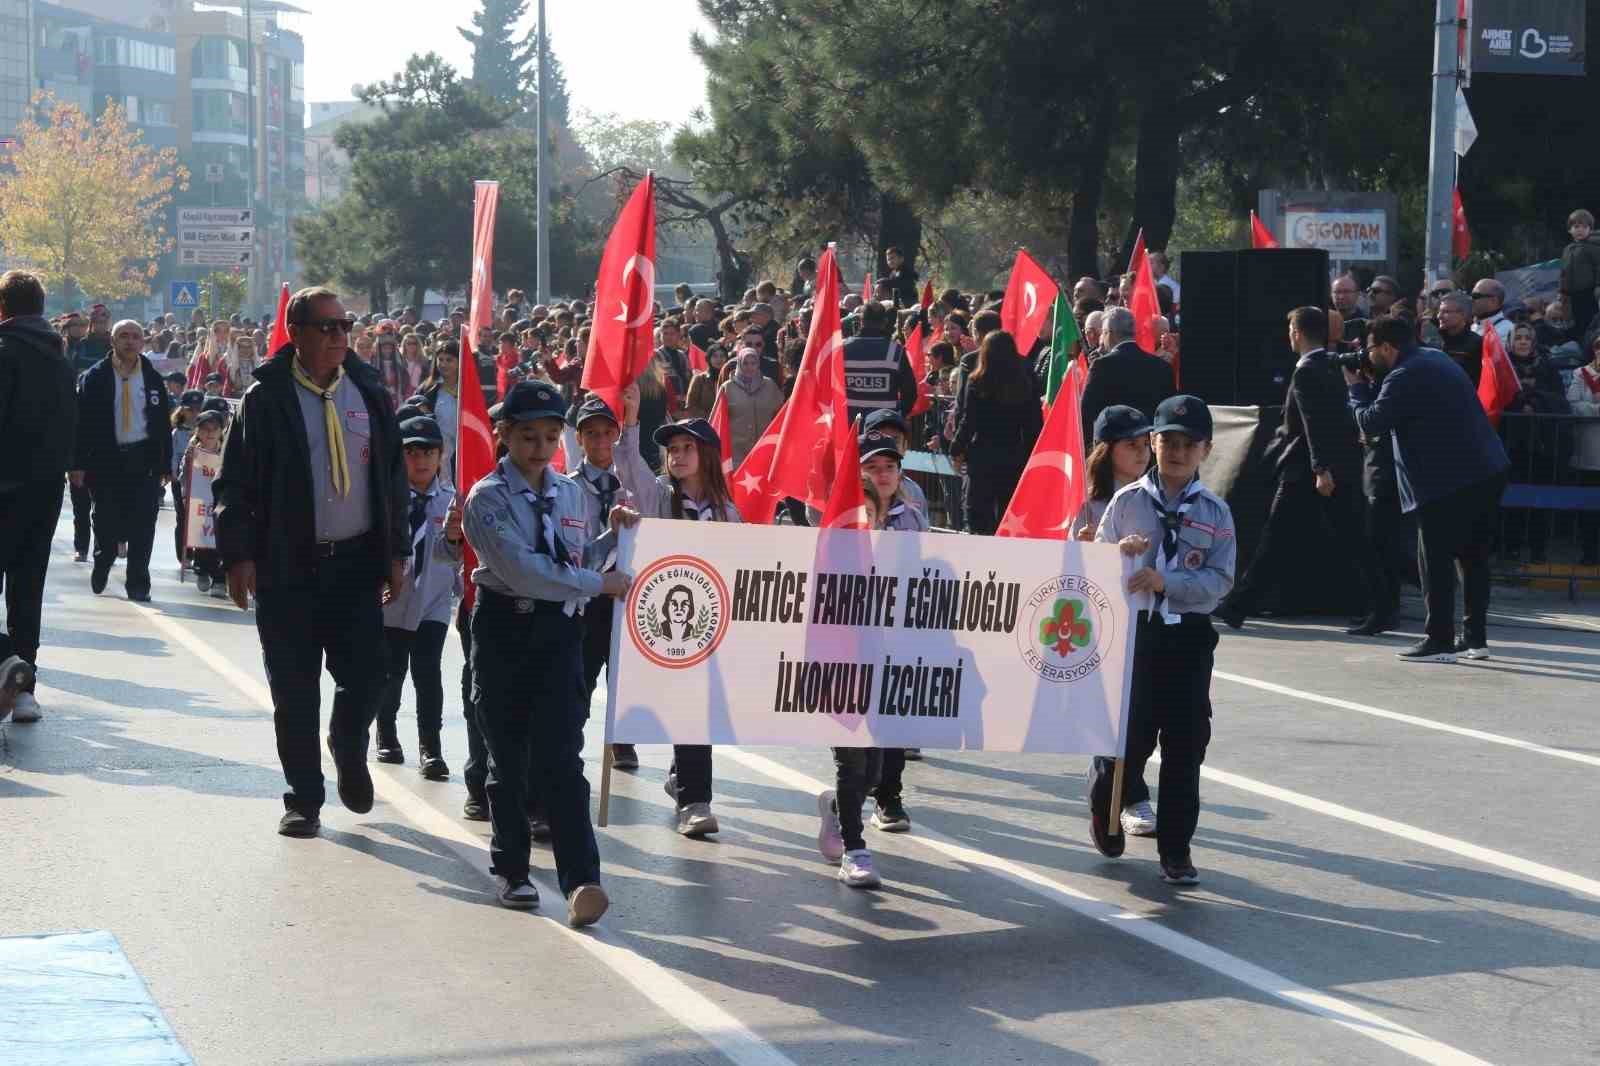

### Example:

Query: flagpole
xmin=1424 ymin=0 xmax=1460 ymax=286
xmin=535 ymin=0 xmax=550 ymax=304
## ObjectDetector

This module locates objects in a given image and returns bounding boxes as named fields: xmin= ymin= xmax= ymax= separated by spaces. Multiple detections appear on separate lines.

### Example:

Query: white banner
xmin=605 ymin=521 xmax=1135 ymax=755
xmin=1283 ymin=209 xmax=1388 ymax=260
xmin=184 ymin=449 xmax=221 ymax=551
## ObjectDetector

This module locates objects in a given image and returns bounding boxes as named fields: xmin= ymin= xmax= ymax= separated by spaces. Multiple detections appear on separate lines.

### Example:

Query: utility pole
xmin=1423 ymin=0 xmax=1460 ymax=288
xmin=244 ymin=0 xmax=258 ymax=312
xmin=535 ymin=0 xmax=550 ymax=304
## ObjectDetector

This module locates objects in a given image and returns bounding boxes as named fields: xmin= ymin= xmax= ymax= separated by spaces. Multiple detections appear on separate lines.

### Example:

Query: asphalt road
xmin=3 ymin=501 xmax=1597 ymax=1065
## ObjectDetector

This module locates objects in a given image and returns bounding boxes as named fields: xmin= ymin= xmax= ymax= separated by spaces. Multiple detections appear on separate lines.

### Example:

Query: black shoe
xmin=1090 ymin=807 xmax=1125 ymax=858
xmin=278 ymin=810 xmax=320 ymax=838
xmin=74 ymin=551 xmax=88 ymax=563
xmin=463 ymin=795 xmax=489 ymax=821
xmin=326 ymin=736 xmax=374 ymax=813
xmin=374 ymin=734 xmax=404 ymax=764
xmin=1160 ymin=856 xmax=1199 ymax=885
xmin=870 ymin=796 xmax=911 ymax=833
xmin=1344 ymin=613 xmax=1395 ymax=637
xmin=90 ymin=567 xmax=109 ymax=594
xmin=1397 ymin=637 xmax=1457 ymax=663
xmin=417 ymin=748 xmax=449 ymax=780
xmin=610 ymin=743 xmax=639 ymax=770
xmin=127 ymin=589 xmax=151 ymax=603
xmin=1213 ymin=604 xmax=1246 ymax=630
xmin=528 ymin=813 xmax=552 ymax=843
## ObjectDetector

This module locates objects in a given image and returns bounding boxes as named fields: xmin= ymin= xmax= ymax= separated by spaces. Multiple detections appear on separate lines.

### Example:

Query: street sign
xmin=179 ymin=247 xmax=253 ymax=267
xmin=178 ymin=226 xmax=254 ymax=246
xmin=170 ymin=280 xmax=200 ymax=308
xmin=204 ymin=163 xmax=225 ymax=183
xmin=177 ymin=206 xmax=252 ymax=227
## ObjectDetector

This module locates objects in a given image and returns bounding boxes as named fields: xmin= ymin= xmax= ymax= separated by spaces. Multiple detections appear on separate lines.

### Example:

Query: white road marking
xmin=720 ymin=749 xmax=1494 ymax=1066
xmin=126 ymin=601 xmax=798 ymax=1066
xmin=1213 ymin=670 xmax=1600 ymax=769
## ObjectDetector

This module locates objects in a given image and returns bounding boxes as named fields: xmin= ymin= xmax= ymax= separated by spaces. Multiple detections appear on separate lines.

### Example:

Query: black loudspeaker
xmin=1178 ymin=248 xmax=1330 ymax=406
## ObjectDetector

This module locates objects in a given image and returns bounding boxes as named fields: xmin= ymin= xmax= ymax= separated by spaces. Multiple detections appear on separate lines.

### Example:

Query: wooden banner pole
xmin=1108 ymin=757 xmax=1127 ymax=840
xmin=597 ymin=743 xmax=614 ymax=828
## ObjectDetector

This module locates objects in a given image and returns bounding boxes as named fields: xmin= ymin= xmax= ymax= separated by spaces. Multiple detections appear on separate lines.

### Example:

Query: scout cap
xmin=858 ymin=432 xmax=904 ymax=464
xmin=204 ymin=372 xmax=223 ymax=385
xmin=1150 ymin=394 xmax=1213 ymax=440
xmin=194 ymin=409 xmax=226 ymax=430
xmin=573 ymin=395 xmax=620 ymax=430
xmin=200 ymin=397 xmax=231 ymax=415
xmin=164 ymin=370 xmax=186 ymax=385
xmin=395 ymin=402 xmax=428 ymax=424
xmin=400 ymin=415 xmax=444 ymax=448
xmin=178 ymin=389 xmax=205 ymax=409
xmin=495 ymin=381 xmax=566 ymax=423
xmin=1093 ymin=404 xmax=1153 ymax=444
xmin=863 ymin=408 xmax=910 ymax=437
xmin=653 ymin=417 xmax=721 ymax=450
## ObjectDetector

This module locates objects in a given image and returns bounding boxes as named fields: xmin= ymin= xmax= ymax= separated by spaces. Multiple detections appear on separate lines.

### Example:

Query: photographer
xmin=1346 ymin=317 xmax=1509 ymax=662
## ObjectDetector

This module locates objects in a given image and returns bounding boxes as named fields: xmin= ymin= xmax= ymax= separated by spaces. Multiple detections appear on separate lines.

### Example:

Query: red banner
xmin=457 ymin=182 xmax=501 ymax=610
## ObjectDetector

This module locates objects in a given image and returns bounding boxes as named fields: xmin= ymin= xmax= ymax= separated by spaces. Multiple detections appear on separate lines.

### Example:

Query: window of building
xmin=192 ymin=89 xmax=248 ymax=134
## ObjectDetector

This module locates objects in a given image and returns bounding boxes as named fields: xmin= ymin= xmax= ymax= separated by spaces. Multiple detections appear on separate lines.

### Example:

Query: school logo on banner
xmin=1015 ymin=574 xmax=1116 ymax=684
xmin=627 ymin=554 xmax=729 ymax=669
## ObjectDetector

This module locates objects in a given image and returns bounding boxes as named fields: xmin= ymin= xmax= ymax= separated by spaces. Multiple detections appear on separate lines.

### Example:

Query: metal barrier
xmin=902 ymin=450 xmax=964 ymax=532
xmin=1495 ymin=413 xmax=1600 ymax=597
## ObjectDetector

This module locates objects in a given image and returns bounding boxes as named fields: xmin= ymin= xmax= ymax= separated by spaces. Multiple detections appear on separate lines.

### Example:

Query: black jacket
xmin=1438 ymin=327 xmax=1483 ymax=387
xmin=74 ymin=353 xmax=173 ymax=479
xmin=0 ymin=315 xmax=75 ymax=485
xmin=1273 ymin=349 xmax=1359 ymax=483
xmin=1079 ymin=341 xmax=1175 ymax=447
xmin=951 ymin=380 xmax=1044 ymax=468
xmin=213 ymin=350 xmax=408 ymax=591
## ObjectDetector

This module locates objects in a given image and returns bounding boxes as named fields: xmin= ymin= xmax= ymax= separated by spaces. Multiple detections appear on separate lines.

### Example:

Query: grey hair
xmin=1440 ymin=291 xmax=1473 ymax=315
xmin=1102 ymin=306 xmax=1135 ymax=342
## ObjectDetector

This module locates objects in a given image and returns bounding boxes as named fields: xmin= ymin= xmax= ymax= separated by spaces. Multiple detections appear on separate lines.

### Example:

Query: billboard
xmin=1472 ymin=0 xmax=1586 ymax=75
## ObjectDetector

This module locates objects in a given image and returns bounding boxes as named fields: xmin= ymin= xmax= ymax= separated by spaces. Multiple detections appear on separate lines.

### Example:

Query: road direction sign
xmin=179 ymin=247 xmax=253 ymax=267
xmin=204 ymin=163 xmax=225 ymax=183
xmin=170 ymin=280 xmax=200 ymax=308
xmin=177 ymin=206 xmax=252 ymax=227
xmin=179 ymin=226 xmax=254 ymax=246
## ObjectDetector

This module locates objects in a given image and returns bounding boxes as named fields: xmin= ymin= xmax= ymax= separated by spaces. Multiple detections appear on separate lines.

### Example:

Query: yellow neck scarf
xmin=292 ymin=358 xmax=350 ymax=497
xmin=115 ymin=358 xmax=139 ymax=435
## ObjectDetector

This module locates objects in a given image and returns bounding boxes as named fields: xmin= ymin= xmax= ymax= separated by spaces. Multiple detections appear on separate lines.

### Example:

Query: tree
xmin=202 ymin=270 xmax=247 ymax=317
xmin=0 ymin=93 xmax=187 ymax=307
xmin=458 ymin=0 xmax=571 ymax=129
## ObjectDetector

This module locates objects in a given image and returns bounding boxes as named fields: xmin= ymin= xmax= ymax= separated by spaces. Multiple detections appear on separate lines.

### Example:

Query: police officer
xmin=843 ymin=300 xmax=919 ymax=429
xmin=71 ymin=319 xmax=173 ymax=602
xmin=1090 ymin=395 xmax=1237 ymax=885
xmin=462 ymin=381 xmax=631 ymax=925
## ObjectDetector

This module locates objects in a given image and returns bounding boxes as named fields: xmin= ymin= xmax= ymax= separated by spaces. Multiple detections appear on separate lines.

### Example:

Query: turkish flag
xmin=1249 ymin=211 xmax=1279 ymax=249
xmin=820 ymin=421 xmax=868 ymax=530
xmin=708 ymin=387 xmax=733 ymax=474
xmin=1477 ymin=319 xmax=1521 ymax=428
xmin=494 ymin=348 xmax=518 ymax=401
xmin=456 ymin=183 xmax=502 ymax=610
xmin=905 ymin=320 xmax=931 ymax=416
xmin=731 ymin=246 xmax=847 ymax=522
xmin=267 ymin=282 xmax=291 ymax=358
xmin=920 ymin=279 xmax=934 ymax=311
xmin=862 ymin=270 xmax=874 ymax=303
xmin=996 ymin=358 xmax=1088 ymax=539
xmin=1452 ymin=187 xmax=1472 ymax=260
xmin=687 ymin=339 xmax=709 ymax=375
xmin=1127 ymin=229 xmax=1160 ymax=354
xmin=581 ymin=172 xmax=658 ymax=417
xmin=1000 ymin=249 xmax=1055 ymax=355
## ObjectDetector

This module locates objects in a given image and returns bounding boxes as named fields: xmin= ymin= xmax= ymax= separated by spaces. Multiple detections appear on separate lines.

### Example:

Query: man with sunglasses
xmin=1366 ymin=276 xmax=1400 ymax=319
xmin=214 ymin=286 xmax=411 ymax=838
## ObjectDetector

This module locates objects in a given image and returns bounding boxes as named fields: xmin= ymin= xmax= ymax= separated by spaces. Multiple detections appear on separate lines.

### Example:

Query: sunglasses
xmin=1367 ymin=287 xmax=1393 ymax=296
xmin=1430 ymin=289 xmax=1451 ymax=297
xmin=300 ymin=316 xmax=356 ymax=336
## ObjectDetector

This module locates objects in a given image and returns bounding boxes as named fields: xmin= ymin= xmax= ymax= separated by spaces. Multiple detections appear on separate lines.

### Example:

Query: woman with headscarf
xmin=372 ymin=333 xmax=408 ymax=410
xmin=718 ymin=346 xmax=784 ymax=468
xmin=221 ymin=333 xmax=258 ymax=399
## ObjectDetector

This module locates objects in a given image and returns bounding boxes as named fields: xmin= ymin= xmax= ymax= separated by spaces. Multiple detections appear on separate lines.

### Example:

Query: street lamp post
xmin=535 ymin=0 xmax=549 ymax=304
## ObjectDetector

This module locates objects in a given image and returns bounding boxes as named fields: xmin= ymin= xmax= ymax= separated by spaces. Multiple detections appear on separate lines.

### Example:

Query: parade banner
xmin=184 ymin=449 xmax=222 ymax=551
xmin=605 ymin=521 xmax=1136 ymax=755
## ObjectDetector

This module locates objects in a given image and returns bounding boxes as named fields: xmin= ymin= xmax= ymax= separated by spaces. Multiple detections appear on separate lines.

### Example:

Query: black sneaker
xmin=278 ymin=810 xmax=321 ymax=838
xmin=1344 ymin=612 xmax=1395 ymax=637
xmin=870 ymin=797 xmax=911 ymax=833
xmin=1213 ymin=604 xmax=1246 ymax=630
xmin=494 ymin=875 xmax=539 ymax=909
xmin=417 ymin=748 xmax=449 ymax=780
xmin=127 ymin=589 xmax=151 ymax=603
xmin=463 ymin=795 xmax=489 ymax=821
xmin=1397 ymin=637 xmax=1457 ymax=663
xmin=611 ymin=743 xmax=639 ymax=770
xmin=90 ymin=566 xmax=110 ymax=595
xmin=1160 ymin=856 xmax=1199 ymax=885
xmin=326 ymin=736 xmax=374 ymax=813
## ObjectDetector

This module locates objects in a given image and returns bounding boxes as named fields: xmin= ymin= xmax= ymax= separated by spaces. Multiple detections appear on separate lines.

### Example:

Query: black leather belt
xmin=313 ymin=534 xmax=372 ymax=559
xmin=477 ymin=586 xmax=566 ymax=616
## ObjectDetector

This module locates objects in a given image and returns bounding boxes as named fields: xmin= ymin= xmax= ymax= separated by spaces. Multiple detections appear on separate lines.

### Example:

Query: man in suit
xmin=71 ymin=319 xmax=173 ymax=602
xmin=1079 ymin=306 xmax=1176 ymax=447
xmin=1217 ymin=308 xmax=1384 ymax=632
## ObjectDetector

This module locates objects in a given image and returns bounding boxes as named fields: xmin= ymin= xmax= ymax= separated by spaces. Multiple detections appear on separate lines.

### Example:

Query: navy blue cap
xmin=493 ymin=381 xmax=566 ymax=424
xmin=204 ymin=372 xmax=223 ymax=384
xmin=200 ymin=397 xmax=230 ymax=416
xmin=653 ymin=417 xmax=720 ymax=450
xmin=400 ymin=415 xmax=444 ymax=447
xmin=573 ymin=395 xmax=619 ymax=429
xmin=1093 ymin=404 xmax=1152 ymax=444
xmin=395 ymin=402 xmax=428 ymax=424
xmin=858 ymin=432 xmax=903 ymax=463
xmin=179 ymin=389 xmax=205 ymax=408
xmin=194 ymin=409 xmax=227 ymax=429
xmin=863 ymin=408 xmax=910 ymax=436
xmin=403 ymin=393 xmax=429 ymax=409
xmin=164 ymin=370 xmax=186 ymax=384
xmin=1150 ymin=394 xmax=1213 ymax=440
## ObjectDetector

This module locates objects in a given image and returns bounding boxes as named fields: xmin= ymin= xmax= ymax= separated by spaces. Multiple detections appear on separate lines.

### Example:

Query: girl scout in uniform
xmin=1092 ymin=395 xmax=1236 ymax=885
xmin=462 ymin=381 xmax=631 ymax=925
xmin=615 ymin=383 xmax=740 ymax=839
xmin=375 ymin=415 xmax=460 ymax=779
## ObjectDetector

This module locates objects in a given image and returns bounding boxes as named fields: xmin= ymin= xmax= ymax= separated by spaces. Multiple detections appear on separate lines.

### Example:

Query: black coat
xmin=1079 ymin=341 xmax=1175 ymax=446
xmin=213 ymin=350 xmax=408 ymax=591
xmin=74 ymin=353 xmax=173 ymax=479
xmin=951 ymin=380 xmax=1044 ymax=468
xmin=1273 ymin=349 xmax=1360 ymax=484
xmin=0 ymin=315 xmax=75 ymax=484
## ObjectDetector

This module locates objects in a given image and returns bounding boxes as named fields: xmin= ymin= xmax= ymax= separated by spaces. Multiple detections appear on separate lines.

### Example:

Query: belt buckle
xmin=315 ymin=540 xmax=336 ymax=558
xmin=513 ymin=597 xmax=536 ymax=613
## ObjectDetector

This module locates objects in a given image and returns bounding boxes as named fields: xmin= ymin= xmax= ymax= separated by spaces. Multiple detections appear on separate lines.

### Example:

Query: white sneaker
xmin=9 ymin=693 xmax=41 ymax=723
xmin=494 ymin=875 xmax=539 ymax=909
xmin=838 ymin=849 xmax=880 ymax=888
xmin=567 ymin=883 xmax=609 ymax=928
xmin=1121 ymin=800 xmax=1157 ymax=837
xmin=816 ymin=790 xmax=845 ymax=861
xmin=676 ymin=801 xmax=719 ymax=837
xmin=662 ymin=770 xmax=678 ymax=801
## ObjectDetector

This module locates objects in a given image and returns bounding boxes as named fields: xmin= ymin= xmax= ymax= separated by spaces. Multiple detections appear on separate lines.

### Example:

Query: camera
xmin=1336 ymin=346 xmax=1373 ymax=375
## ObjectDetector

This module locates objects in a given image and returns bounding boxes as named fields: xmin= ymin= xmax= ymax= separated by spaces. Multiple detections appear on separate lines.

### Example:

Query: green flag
xmin=1043 ymin=291 xmax=1081 ymax=405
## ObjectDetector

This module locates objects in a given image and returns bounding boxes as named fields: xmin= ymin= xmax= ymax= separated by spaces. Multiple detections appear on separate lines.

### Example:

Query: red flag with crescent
xmin=687 ymin=339 xmax=709 ymax=375
xmin=1000 ymin=249 xmax=1055 ymax=355
xmin=996 ymin=357 xmax=1087 ymax=539
xmin=1476 ymin=318 xmax=1520 ymax=427
xmin=1452 ymin=187 xmax=1472 ymax=261
xmin=708 ymin=388 xmax=733 ymax=475
xmin=268 ymin=282 xmax=291 ymax=358
xmin=1127 ymin=230 xmax=1160 ymax=354
xmin=1249 ymin=211 xmax=1279 ymax=249
xmin=455 ymin=330 xmax=496 ymax=610
xmin=581 ymin=172 xmax=658 ymax=417
xmin=820 ymin=422 xmax=868 ymax=530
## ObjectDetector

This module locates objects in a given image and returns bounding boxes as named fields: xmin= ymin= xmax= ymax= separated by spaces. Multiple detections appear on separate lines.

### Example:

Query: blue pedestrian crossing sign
xmin=170 ymin=280 xmax=199 ymax=308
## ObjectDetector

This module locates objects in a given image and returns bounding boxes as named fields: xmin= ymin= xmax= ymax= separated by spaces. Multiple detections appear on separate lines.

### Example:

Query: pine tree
xmin=458 ymin=1 xmax=569 ymax=129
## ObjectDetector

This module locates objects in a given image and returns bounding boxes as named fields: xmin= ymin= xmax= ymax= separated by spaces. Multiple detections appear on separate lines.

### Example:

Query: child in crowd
xmin=375 ymin=416 xmax=460 ymax=779
xmin=169 ymin=391 xmax=202 ymax=565
xmin=616 ymin=382 xmax=740 ymax=838
xmin=1091 ymin=395 xmax=1236 ymax=884
xmin=462 ymin=381 xmax=630 ymax=925
xmin=184 ymin=409 xmax=229 ymax=598
xmin=203 ymin=372 xmax=224 ymax=399
xmin=1561 ymin=208 xmax=1600 ymax=341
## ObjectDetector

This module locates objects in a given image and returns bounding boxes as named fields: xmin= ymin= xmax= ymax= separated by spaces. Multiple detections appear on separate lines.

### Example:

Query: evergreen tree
xmin=458 ymin=0 xmax=535 ymax=104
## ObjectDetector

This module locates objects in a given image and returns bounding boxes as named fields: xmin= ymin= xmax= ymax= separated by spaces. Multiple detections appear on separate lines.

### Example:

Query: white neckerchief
xmin=1138 ymin=471 xmax=1204 ymax=624
xmin=518 ymin=472 xmax=579 ymax=617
